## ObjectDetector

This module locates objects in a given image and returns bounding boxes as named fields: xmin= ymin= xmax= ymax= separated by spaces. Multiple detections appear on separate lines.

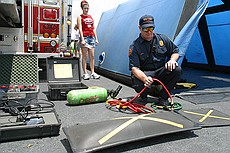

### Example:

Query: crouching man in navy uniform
xmin=128 ymin=15 xmax=182 ymax=106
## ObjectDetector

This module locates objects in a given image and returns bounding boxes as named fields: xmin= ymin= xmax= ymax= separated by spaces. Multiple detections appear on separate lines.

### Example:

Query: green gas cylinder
xmin=67 ymin=87 xmax=108 ymax=105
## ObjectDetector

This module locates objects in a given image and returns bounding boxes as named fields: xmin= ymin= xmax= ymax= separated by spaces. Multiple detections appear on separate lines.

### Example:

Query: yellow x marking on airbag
xmin=98 ymin=113 xmax=183 ymax=145
xmin=183 ymin=110 xmax=230 ymax=122
xmin=199 ymin=110 xmax=213 ymax=122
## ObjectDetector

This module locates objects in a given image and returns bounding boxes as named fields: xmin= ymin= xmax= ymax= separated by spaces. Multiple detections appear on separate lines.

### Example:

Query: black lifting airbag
xmin=63 ymin=111 xmax=201 ymax=153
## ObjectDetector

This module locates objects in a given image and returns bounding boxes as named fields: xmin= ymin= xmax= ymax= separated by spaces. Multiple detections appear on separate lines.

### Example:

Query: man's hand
xmin=144 ymin=76 xmax=153 ymax=87
xmin=165 ymin=59 xmax=178 ymax=71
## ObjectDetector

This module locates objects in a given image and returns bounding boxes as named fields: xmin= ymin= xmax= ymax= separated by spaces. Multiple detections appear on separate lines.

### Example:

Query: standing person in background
xmin=77 ymin=0 xmax=100 ymax=80
xmin=72 ymin=24 xmax=81 ymax=58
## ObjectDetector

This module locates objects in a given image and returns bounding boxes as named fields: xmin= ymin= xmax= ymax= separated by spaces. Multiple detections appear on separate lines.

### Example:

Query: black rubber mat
xmin=63 ymin=111 xmax=201 ymax=153
xmin=178 ymin=108 xmax=230 ymax=127
xmin=175 ymin=91 xmax=230 ymax=104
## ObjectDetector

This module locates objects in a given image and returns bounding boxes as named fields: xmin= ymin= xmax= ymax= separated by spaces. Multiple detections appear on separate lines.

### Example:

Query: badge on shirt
xmin=159 ymin=40 xmax=164 ymax=47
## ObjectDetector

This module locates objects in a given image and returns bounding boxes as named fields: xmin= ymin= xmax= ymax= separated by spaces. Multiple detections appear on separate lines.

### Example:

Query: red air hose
xmin=106 ymin=78 xmax=174 ymax=114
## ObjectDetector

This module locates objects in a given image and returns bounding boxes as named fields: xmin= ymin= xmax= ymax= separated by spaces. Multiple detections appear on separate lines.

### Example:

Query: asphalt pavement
xmin=1 ymin=68 xmax=230 ymax=153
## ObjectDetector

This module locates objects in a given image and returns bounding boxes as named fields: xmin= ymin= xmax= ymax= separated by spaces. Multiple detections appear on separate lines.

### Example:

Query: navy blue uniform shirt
xmin=129 ymin=33 xmax=179 ymax=71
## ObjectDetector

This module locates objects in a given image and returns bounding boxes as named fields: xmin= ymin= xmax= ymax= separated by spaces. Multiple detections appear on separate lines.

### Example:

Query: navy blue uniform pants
xmin=131 ymin=66 xmax=182 ymax=100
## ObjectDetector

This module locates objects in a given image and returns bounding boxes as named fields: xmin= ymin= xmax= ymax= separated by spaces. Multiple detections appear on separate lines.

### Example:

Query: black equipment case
xmin=0 ymin=54 xmax=39 ymax=105
xmin=0 ymin=107 xmax=61 ymax=142
xmin=0 ymin=54 xmax=61 ymax=142
xmin=46 ymin=56 xmax=88 ymax=100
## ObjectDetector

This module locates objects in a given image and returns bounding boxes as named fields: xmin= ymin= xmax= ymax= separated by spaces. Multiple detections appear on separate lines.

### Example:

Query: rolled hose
xmin=106 ymin=77 xmax=176 ymax=113
xmin=151 ymin=102 xmax=182 ymax=111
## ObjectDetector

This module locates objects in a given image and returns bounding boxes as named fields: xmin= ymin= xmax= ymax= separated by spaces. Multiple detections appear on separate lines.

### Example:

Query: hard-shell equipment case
xmin=0 ymin=108 xmax=61 ymax=142
xmin=46 ymin=56 xmax=88 ymax=100
xmin=0 ymin=54 xmax=39 ymax=105
xmin=0 ymin=54 xmax=61 ymax=142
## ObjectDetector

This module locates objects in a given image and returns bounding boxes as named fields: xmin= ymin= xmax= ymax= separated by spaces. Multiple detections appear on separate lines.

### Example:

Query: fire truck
xmin=0 ymin=0 xmax=72 ymax=56
xmin=0 ymin=0 xmax=73 ymax=80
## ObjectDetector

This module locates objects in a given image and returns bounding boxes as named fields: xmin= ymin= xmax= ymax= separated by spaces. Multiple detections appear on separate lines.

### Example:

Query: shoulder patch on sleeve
xmin=128 ymin=48 xmax=133 ymax=57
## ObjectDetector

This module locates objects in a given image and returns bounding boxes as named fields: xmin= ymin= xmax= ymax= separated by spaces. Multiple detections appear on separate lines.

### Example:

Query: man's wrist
xmin=169 ymin=58 xmax=177 ymax=62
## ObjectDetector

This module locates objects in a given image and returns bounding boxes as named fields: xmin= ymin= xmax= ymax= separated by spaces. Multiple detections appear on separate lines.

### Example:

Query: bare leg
xmin=81 ymin=47 xmax=88 ymax=74
xmin=89 ymin=47 xmax=95 ymax=73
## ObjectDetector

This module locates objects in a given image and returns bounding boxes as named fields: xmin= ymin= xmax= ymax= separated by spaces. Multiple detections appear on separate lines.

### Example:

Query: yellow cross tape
xmin=98 ymin=113 xmax=184 ymax=145
xmin=183 ymin=110 xmax=230 ymax=121
xmin=199 ymin=110 xmax=213 ymax=122
xmin=143 ymin=117 xmax=184 ymax=128
xmin=98 ymin=114 xmax=147 ymax=145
